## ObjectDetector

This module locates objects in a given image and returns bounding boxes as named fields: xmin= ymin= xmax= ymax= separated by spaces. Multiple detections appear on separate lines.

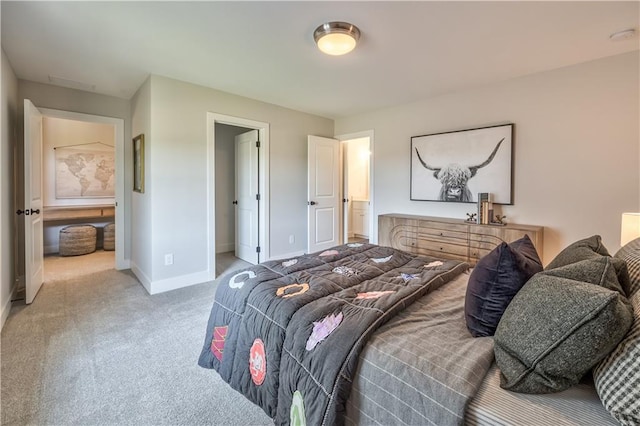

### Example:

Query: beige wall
xmin=1 ymin=48 xmax=18 ymax=328
xmin=130 ymin=75 xmax=333 ymax=292
xmin=336 ymin=52 xmax=640 ymax=264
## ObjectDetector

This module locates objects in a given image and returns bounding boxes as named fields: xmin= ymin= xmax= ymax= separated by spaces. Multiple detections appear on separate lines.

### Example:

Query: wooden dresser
xmin=378 ymin=213 xmax=543 ymax=265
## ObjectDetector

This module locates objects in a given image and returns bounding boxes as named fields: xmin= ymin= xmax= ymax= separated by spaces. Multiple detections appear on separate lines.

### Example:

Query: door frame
xmin=207 ymin=113 xmax=270 ymax=274
xmin=336 ymin=130 xmax=376 ymax=244
xmin=40 ymin=108 xmax=127 ymax=269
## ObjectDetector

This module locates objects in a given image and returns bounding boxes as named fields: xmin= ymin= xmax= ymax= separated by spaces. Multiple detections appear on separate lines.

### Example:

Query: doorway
xmin=338 ymin=130 xmax=375 ymax=245
xmin=343 ymin=137 xmax=371 ymax=244
xmin=208 ymin=113 xmax=270 ymax=277
xmin=306 ymin=131 xmax=375 ymax=252
xmin=20 ymin=102 xmax=125 ymax=303
xmin=214 ymin=123 xmax=258 ymax=266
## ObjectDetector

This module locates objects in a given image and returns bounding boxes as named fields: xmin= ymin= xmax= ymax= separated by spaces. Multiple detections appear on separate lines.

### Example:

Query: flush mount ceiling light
xmin=314 ymin=21 xmax=361 ymax=56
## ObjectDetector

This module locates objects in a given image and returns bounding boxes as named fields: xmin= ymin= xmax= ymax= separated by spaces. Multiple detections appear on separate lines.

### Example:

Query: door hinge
xmin=256 ymin=194 xmax=260 ymax=201
xmin=256 ymin=141 xmax=260 ymax=148
xmin=256 ymin=246 xmax=261 ymax=253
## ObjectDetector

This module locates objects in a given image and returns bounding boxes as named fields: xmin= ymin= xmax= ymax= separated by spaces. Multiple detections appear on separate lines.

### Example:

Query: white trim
xmin=207 ymin=112 xmax=270 ymax=276
xmin=130 ymin=261 xmax=151 ymax=293
xmin=0 ymin=282 xmax=17 ymax=330
xmin=267 ymin=250 xmax=306 ymax=261
xmin=38 ymin=108 xmax=127 ymax=269
xmin=147 ymin=270 xmax=211 ymax=295
xmin=336 ymin=130 xmax=376 ymax=244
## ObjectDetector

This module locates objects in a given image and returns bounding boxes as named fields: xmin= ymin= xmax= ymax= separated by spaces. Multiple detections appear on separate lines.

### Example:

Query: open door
xmin=235 ymin=130 xmax=259 ymax=264
xmin=307 ymin=135 xmax=340 ymax=253
xmin=23 ymin=99 xmax=44 ymax=304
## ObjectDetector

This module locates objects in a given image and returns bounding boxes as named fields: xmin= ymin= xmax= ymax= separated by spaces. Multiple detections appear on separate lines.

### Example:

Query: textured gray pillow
xmin=546 ymin=235 xmax=610 ymax=270
xmin=495 ymin=257 xmax=634 ymax=394
xmin=592 ymin=238 xmax=640 ymax=425
xmin=615 ymin=237 xmax=640 ymax=297
xmin=593 ymin=291 xmax=640 ymax=426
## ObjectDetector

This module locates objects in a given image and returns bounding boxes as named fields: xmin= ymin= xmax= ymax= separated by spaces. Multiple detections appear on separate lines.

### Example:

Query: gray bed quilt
xmin=345 ymin=271 xmax=496 ymax=426
xmin=198 ymin=243 xmax=468 ymax=425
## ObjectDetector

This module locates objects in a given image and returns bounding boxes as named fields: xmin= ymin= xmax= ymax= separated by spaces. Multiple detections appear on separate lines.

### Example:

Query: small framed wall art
xmin=133 ymin=133 xmax=145 ymax=193
xmin=410 ymin=123 xmax=513 ymax=204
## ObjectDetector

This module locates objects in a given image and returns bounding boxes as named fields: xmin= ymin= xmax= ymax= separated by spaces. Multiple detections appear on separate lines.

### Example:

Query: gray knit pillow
xmin=546 ymin=235 xmax=610 ymax=270
xmin=593 ymin=239 xmax=640 ymax=425
xmin=495 ymin=257 xmax=634 ymax=394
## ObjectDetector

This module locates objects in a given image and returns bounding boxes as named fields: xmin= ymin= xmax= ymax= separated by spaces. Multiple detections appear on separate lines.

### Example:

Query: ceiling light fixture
xmin=609 ymin=28 xmax=636 ymax=41
xmin=314 ymin=21 xmax=361 ymax=56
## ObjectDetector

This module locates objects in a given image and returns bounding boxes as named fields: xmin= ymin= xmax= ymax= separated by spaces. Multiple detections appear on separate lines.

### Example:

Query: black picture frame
xmin=410 ymin=123 xmax=513 ymax=204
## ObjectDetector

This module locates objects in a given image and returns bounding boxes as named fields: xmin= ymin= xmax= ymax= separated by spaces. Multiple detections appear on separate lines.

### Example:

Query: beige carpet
xmin=1 ymin=253 xmax=270 ymax=425
xmin=44 ymin=250 xmax=115 ymax=283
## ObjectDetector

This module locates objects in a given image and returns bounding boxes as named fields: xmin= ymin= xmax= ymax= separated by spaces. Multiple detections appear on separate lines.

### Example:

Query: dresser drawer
xmin=416 ymin=237 xmax=469 ymax=257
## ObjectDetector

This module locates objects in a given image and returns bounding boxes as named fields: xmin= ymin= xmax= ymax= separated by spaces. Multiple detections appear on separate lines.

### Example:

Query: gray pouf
xmin=59 ymin=225 xmax=97 ymax=256
xmin=103 ymin=223 xmax=115 ymax=251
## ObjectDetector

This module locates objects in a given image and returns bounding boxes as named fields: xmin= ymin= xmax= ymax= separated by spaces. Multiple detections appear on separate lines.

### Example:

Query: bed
xmin=199 ymin=235 xmax=640 ymax=425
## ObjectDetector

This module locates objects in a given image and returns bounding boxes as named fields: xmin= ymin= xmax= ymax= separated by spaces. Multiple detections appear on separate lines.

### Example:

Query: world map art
xmin=55 ymin=146 xmax=115 ymax=198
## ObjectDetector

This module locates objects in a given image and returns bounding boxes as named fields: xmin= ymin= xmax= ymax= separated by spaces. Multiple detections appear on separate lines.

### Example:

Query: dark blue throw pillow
xmin=465 ymin=235 xmax=543 ymax=337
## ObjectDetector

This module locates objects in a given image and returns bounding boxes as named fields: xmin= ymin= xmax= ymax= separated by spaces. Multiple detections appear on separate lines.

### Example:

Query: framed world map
xmin=55 ymin=146 xmax=115 ymax=198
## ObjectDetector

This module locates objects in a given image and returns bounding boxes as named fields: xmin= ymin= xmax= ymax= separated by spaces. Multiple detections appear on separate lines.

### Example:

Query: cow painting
xmin=414 ymin=138 xmax=504 ymax=202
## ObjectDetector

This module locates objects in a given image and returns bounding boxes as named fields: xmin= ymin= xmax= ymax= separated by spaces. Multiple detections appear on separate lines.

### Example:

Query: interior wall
xmin=17 ymin=80 xmax=132 ymax=266
xmin=214 ymin=123 xmax=251 ymax=253
xmin=1 ymin=48 xmax=18 ymax=329
xmin=335 ymin=51 xmax=640 ymax=264
xmin=133 ymin=75 xmax=332 ymax=292
xmin=129 ymin=77 xmax=152 ymax=290
xmin=42 ymin=117 xmax=115 ymax=207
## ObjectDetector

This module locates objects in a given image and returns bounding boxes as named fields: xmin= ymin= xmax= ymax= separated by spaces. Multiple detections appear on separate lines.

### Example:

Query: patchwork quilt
xmin=198 ymin=243 xmax=468 ymax=425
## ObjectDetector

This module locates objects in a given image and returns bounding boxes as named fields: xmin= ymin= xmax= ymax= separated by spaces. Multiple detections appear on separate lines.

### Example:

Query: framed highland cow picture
xmin=410 ymin=124 xmax=513 ymax=204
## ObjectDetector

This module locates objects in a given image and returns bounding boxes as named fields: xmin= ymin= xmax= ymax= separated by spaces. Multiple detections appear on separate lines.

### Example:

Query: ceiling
xmin=2 ymin=1 xmax=638 ymax=119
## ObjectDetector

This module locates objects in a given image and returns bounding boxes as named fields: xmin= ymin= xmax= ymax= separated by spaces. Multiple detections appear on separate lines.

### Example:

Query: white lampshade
xmin=621 ymin=212 xmax=640 ymax=246
xmin=314 ymin=22 xmax=360 ymax=56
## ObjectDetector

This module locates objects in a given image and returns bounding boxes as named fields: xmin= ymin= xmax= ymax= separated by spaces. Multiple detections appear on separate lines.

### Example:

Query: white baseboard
xmin=130 ymin=263 xmax=213 ymax=295
xmin=267 ymin=250 xmax=305 ymax=261
xmin=130 ymin=262 xmax=152 ymax=294
xmin=44 ymin=244 xmax=58 ymax=255
xmin=1 ymin=280 xmax=19 ymax=331
xmin=216 ymin=242 xmax=235 ymax=253
xmin=148 ymin=270 xmax=213 ymax=295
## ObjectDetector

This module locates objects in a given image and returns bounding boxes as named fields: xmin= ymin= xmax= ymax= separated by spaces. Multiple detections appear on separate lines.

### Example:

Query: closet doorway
xmin=208 ymin=113 xmax=270 ymax=277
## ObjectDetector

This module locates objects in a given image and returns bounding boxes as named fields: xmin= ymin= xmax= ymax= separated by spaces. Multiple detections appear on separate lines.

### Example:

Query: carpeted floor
xmin=1 ymin=253 xmax=271 ymax=425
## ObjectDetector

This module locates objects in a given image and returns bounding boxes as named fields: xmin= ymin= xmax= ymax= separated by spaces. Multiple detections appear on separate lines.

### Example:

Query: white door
xmin=235 ymin=130 xmax=259 ymax=264
xmin=24 ymin=99 xmax=44 ymax=304
xmin=307 ymin=135 xmax=340 ymax=253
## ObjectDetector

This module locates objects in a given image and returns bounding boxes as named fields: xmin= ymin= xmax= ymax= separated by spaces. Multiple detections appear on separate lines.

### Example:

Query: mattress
xmin=466 ymin=366 xmax=617 ymax=425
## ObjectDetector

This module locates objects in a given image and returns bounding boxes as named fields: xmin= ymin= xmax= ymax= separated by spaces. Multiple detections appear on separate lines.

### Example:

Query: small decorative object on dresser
xmin=378 ymin=213 xmax=543 ymax=265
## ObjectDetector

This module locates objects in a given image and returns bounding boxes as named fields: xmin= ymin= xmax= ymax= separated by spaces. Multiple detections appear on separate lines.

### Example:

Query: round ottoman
xmin=103 ymin=223 xmax=115 ymax=251
xmin=59 ymin=225 xmax=97 ymax=256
